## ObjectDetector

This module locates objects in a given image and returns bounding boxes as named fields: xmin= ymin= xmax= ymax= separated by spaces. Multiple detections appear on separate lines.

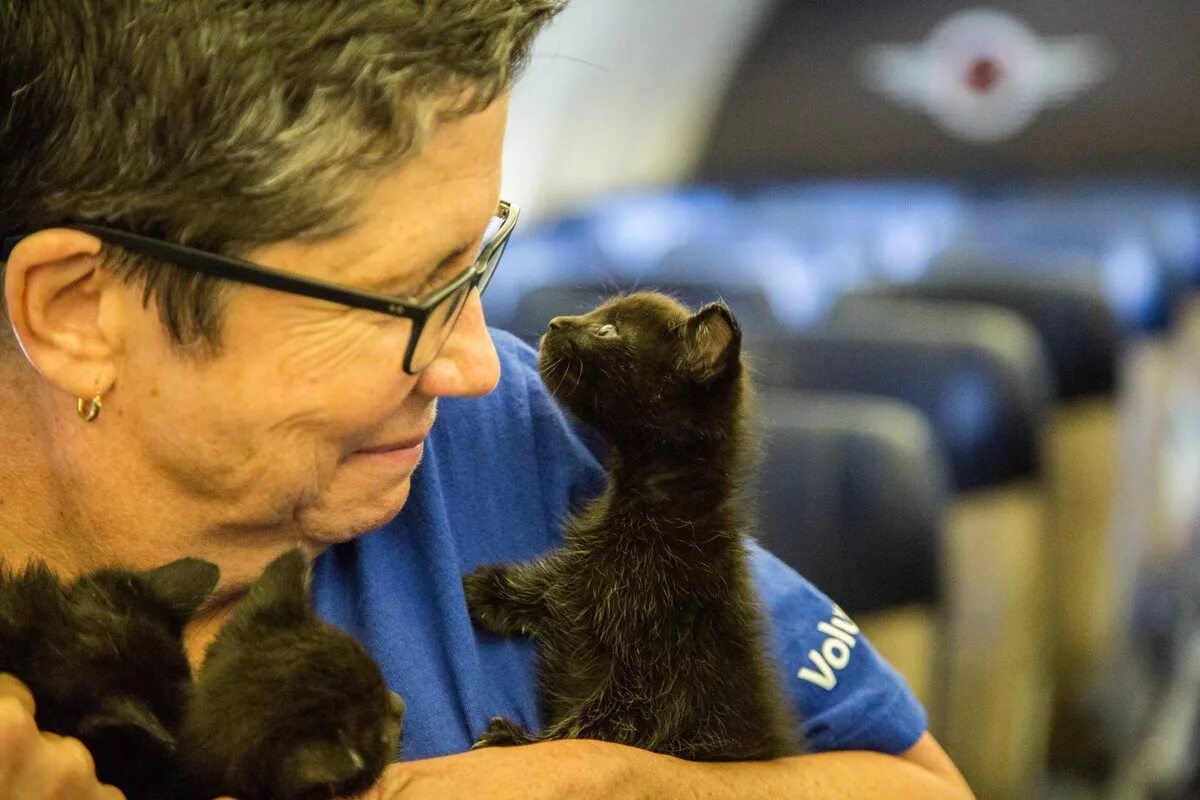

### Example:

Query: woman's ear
xmin=4 ymin=228 xmax=122 ymax=398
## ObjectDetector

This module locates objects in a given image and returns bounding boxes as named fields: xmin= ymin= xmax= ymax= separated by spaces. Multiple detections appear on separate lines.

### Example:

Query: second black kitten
xmin=0 ymin=557 xmax=219 ymax=800
xmin=178 ymin=548 xmax=404 ymax=800
xmin=463 ymin=292 xmax=802 ymax=760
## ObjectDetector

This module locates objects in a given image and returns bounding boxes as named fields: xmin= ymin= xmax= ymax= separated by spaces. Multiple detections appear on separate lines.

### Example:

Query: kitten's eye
xmin=595 ymin=323 xmax=618 ymax=338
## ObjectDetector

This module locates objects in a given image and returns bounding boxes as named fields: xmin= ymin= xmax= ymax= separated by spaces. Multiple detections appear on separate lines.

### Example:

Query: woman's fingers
xmin=0 ymin=673 xmax=127 ymax=800
xmin=0 ymin=673 xmax=36 ymax=715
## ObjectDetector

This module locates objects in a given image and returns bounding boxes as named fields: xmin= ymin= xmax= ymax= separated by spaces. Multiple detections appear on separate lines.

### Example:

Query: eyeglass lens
xmin=406 ymin=219 xmax=510 ymax=371
xmin=409 ymin=282 xmax=472 ymax=371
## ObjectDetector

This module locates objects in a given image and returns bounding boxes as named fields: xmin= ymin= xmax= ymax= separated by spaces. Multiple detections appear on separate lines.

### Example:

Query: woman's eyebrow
xmin=367 ymin=241 xmax=474 ymax=295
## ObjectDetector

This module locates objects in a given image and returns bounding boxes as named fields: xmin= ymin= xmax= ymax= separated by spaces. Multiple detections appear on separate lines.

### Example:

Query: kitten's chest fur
xmin=554 ymin=485 xmax=749 ymax=641
xmin=502 ymin=467 xmax=801 ymax=760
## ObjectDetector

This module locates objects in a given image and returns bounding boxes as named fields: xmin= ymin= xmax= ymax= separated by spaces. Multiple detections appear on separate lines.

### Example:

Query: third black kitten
xmin=178 ymin=548 xmax=404 ymax=800
xmin=0 ymin=557 xmax=219 ymax=800
xmin=462 ymin=291 xmax=802 ymax=760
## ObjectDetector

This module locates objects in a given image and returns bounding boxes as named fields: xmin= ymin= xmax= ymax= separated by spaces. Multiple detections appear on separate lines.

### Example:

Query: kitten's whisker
xmin=548 ymin=357 xmax=570 ymax=395
xmin=560 ymin=358 xmax=579 ymax=395
xmin=541 ymin=356 xmax=564 ymax=391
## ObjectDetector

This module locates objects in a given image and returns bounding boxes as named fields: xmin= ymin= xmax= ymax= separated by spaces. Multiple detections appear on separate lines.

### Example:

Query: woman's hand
xmin=358 ymin=739 xmax=668 ymax=800
xmin=0 ymin=674 xmax=126 ymax=800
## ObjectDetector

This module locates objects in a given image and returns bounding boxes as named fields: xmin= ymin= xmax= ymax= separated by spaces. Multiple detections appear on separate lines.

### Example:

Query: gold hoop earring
xmin=77 ymin=394 xmax=103 ymax=423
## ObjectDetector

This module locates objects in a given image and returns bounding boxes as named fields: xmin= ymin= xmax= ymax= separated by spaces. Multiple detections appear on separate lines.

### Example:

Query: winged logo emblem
xmin=862 ymin=8 xmax=1112 ymax=143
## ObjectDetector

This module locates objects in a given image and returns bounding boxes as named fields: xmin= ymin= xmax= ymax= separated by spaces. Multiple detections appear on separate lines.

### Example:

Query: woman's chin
xmin=297 ymin=473 xmax=415 ymax=546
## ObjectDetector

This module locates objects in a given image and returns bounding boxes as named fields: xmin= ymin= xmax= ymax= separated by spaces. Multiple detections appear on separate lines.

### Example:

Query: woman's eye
xmin=595 ymin=324 xmax=618 ymax=338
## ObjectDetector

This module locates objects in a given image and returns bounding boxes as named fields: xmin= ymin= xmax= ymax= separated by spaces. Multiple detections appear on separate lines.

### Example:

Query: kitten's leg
xmin=533 ymin=684 xmax=657 ymax=747
xmin=462 ymin=559 xmax=557 ymax=637
xmin=476 ymin=691 xmax=636 ymax=750
xmin=471 ymin=716 xmax=538 ymax=749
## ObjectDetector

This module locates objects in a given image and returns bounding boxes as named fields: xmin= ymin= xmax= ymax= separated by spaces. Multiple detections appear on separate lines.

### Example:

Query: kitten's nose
xmin=548 ymin=316 xmax=573 ymax=331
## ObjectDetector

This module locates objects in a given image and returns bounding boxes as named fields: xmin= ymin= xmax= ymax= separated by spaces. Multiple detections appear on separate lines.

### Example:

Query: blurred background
xmin=495 ymin=2 xmax=1200 ymax=799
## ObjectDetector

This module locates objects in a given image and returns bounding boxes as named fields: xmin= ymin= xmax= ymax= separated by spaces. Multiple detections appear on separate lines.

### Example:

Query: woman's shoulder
xmin=746 ymin=542 xmax=929 ymax=756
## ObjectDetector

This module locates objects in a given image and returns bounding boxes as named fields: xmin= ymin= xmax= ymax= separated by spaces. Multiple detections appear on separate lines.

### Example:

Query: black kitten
xmin=178 ymin=548 xmax=404 ymax=800
xmin=0 ymin=557 xmax=219 ymax=800
xmin=463 ymin=292 xmax=801 ymax=760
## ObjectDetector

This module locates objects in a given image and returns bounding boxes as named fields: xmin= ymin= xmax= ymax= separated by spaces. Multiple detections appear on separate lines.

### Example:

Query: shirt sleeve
xmin=749 ymin=541 xmax=929 ymax=754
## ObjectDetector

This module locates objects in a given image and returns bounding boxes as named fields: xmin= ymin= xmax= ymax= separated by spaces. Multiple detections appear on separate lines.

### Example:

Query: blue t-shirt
xmin=311 ymin=330 xmax=927 ymax=761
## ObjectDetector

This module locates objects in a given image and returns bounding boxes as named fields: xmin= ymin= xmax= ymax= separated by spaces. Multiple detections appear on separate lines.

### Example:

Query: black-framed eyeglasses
xmin=1 ymin=200 xmax=519 ymax=374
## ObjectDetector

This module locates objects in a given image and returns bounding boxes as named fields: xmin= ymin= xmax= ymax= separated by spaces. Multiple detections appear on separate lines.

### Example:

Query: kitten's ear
xmin=237 ymin=548 xmax=312 ymax=625
xmin=78 ymin=696 xmax=176 ymax=751
xmin=682 ymin=302 xmax=742 ymax=384
xmin=143 ymin=558 xmax=220 ymax=624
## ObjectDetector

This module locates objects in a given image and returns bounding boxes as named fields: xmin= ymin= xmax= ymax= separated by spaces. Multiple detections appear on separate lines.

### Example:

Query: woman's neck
xmin=184 ymin=592 xmax=246 ymax=669
xmin=0 ymin=378 xmax=97 ymax=577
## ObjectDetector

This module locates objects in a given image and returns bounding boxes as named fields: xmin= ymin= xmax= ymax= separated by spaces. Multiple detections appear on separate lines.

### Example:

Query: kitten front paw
xmin=471 ymin=716 xmax=533 ymax=748
xmin=462 ymin=565 xmax=522 ymax=635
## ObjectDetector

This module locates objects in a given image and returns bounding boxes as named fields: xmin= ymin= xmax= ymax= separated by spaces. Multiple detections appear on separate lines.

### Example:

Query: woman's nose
xmin=415 ymin=289 xmax=500 ymax=398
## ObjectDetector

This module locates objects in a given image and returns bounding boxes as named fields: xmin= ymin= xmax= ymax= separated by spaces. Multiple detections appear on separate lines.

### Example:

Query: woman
xmin=0 ymin=1 xmax=973 ymax=798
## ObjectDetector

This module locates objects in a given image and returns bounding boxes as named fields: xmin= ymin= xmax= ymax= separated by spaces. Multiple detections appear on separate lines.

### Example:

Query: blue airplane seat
xmin=934 ymin=242 xmax=1171 ymax=336
xmin=758 ymin=304 xmax=1053 ymax=492
xmin=976 ymin=184 xmax=1200 ymax=290
xmin=736 ymin=180 xmax=968 ymax=283
xmin=755 ymin=389 xmax=948 ymax=616
xmin=947 ymin=197 xmax=1188 ymax=332
xmin=838 ymin=272 xmax=1121 ymax=400
xmin=754 ymin=390 xmax=950 ymax=735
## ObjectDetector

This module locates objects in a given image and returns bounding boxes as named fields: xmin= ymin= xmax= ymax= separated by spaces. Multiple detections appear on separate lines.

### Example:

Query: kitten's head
xmin=187 ymin=549 xmax=403 ymax=800
xmin=63 ymin=560 xmax=218 ymax=740
xmin=0 ymin=558 xmax=218 ymax=777
xmin=537 ymin=292 xmax=744 ymax=447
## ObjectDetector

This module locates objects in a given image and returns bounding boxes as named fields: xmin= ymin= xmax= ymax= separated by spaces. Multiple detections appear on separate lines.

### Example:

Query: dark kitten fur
xmin=462 ymin=291 xmax=802 ymax=760
xmin=178 ymin=548 xmax=404 ymax=800
xmin=0 ymin=557 xmax=219 ymax=800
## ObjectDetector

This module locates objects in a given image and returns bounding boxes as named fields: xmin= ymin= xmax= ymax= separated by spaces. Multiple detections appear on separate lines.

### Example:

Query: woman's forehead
xmin=247 ymin=101 xmax=507 ymax=290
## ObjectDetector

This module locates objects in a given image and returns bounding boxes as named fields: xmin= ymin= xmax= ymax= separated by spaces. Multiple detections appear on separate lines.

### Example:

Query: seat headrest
xmin=755 ymin=390 xmax=948 ymax=614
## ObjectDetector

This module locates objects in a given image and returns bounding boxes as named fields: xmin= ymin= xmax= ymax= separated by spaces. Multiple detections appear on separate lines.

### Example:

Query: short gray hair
xmin=0 ymin=0 xmax=563 ymax=352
